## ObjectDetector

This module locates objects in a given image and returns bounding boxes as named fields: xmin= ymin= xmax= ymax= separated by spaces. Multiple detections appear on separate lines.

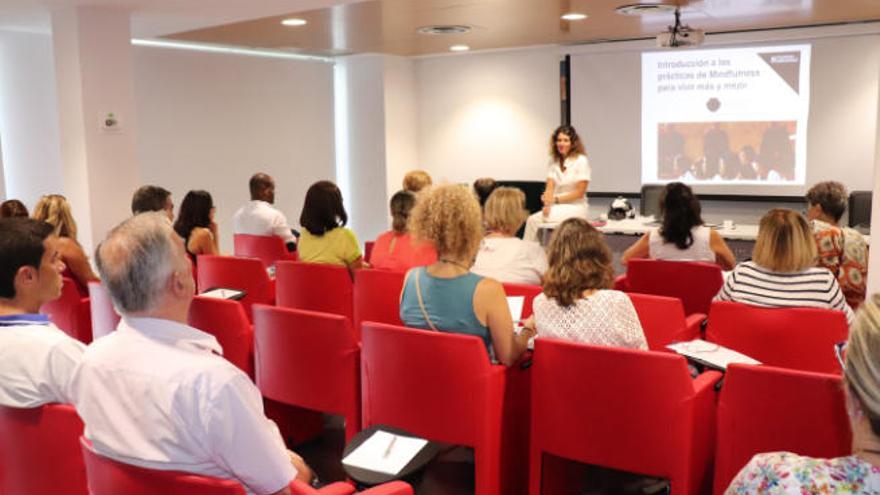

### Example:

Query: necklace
xmin=439 ymin=258 xmax=470 ymax=271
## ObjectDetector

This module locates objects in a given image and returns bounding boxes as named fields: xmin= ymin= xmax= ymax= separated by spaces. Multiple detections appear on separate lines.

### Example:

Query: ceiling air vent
xmin=615 ymin=3 xmax=679 ymax=16
xmin=416 ymin=25 xmax=472 ymax=35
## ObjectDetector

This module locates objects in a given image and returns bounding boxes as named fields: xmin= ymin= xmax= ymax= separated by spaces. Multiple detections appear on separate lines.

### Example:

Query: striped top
xmin=715 ymin=261 xmax=854 ymax=324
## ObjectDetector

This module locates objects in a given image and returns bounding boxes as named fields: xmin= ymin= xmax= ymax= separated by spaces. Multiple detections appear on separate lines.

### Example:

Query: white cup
xmin=722 ymin=219 xmax=735 ymax=230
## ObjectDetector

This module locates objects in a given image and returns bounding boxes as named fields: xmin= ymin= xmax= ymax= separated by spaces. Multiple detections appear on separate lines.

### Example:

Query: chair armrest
xmin=360 ymin=481 xmax=415 ymax=494
xmin=689 ymin=370 xmax=722 ymax=494
xmin=692 ymin=370 xmax=723 ymax=396
xmin=682 ymin=313 xmax=707 ymax=341
xmin=613 ymin=274 xmax=629 ymax=291
xmin=290 ymin=480 xmax=356 ymax=495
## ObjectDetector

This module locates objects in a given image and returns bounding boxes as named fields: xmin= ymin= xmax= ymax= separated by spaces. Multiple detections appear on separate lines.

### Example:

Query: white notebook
xmin=342 ymin=430 xmax=428 ymax=475
xmin=506 ymin=296 xmax=525 ymax=322
xmin=667 ymin=339 xmax=761 ymax=370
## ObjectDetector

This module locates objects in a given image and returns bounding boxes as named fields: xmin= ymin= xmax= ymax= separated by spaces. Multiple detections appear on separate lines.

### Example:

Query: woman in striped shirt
xmin=715 ymin=208 xmax=854 ymax=324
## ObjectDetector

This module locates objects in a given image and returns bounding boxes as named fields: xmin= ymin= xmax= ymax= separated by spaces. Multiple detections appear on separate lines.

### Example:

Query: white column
xmin=867 ymin=62 xmax=880 ymax=295
xmin=51 ymin=7 xmax=140 ymax=253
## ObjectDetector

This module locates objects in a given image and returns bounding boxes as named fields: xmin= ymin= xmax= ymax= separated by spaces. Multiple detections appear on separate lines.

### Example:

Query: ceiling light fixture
xmin=561 ymin=13 xmax=588 ymax=21
xmin=281 ymin=18 xmax=308 ymax=27
xmin=417 ymin=25 xmax=472 ymax=35
xmin=450 ymin=44 xmax=470 ymax=52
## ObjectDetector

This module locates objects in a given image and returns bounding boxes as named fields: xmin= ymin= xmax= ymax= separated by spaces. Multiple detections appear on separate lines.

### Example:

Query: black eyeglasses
xmin=834 ymin=341 xmax=847 ymax=371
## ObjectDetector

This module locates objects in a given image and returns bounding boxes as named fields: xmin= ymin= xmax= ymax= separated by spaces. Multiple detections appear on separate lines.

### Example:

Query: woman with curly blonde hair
xmin=32 ymin=194 xmax=99 ymax=295
xmin=533 ymin=218 xmax=646 ymax=348
xmin=399 ymin=184 xmax=533 ymax=365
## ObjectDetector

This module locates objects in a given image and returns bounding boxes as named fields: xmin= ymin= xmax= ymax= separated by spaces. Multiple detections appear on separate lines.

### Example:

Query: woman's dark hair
xmin=549 ymin=125 xmax=586 ymax=166
xmin=659 ymin=182 xmax=703 ymax=250
xmin=0 ymin=199 xmax=28 ymax=218
xmin=390 ymin=190 xmax=416 ymax=233
xmin=473 ymin=178 xmax=498 ymax=207
xmin=173 ymin=190 xmax=213 ymax=240
xmin=300 ymin=181 xmax=348 ymax=236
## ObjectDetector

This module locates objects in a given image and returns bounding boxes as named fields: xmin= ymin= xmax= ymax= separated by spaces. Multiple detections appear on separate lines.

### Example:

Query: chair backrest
xmin=0 ymin=404 xmax=87 ymax=495
xmin=88 ymin=281 xmax=120 ymax=340
xmin=354 ymin=269 xmax=405 ymax=335
xmin=531 ymin=338 xmax=695 ymax=479
xmin=628 ymin=292 xmax=689 ymax=350
xmin=364 ymin=240 xmax=375 ymax=263
xmin=705 ymin=301 xmax=849 ymax=374
xmin=848 ymin=190 xmax=872 ymax=231
xmin=640 ymin=184 xmax=664 ymax=217
xmin=714 ymin=364 xmax=851 ymax=494
xmin=360 ymin=322 xmax=504 ymax=447
xmin=625 ymin=259 xmax=723 ymax=315
xmin=188 ymin=296 xmax=254 ymax=377
xmin=253 ymin=304 xmax=360 ymax=440
xmin=80 ymin=438 xmax=245 ymax=495
xmin=196 ymin=255 xmax=274 ymax=322
xmin=276 ymin=261 xmax=354 ymax=329
xmin=233 ymin=234 xmax=294 ymax=268
xmin=40 ymin=276 xmax=92 ymax=343
xmin=501 ymin=282 xmax=543 ymax=319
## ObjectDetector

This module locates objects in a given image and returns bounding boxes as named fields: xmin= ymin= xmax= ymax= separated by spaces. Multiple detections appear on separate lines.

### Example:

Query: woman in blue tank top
xmin=399 ymin=184 xmax=534 ymax=365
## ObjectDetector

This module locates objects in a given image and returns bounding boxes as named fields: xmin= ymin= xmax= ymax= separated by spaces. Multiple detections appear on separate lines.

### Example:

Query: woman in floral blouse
xmin=805 ymin=181 xmax=868 ymax=308
xmin=726 ymin=294 xmax=880 ymax=494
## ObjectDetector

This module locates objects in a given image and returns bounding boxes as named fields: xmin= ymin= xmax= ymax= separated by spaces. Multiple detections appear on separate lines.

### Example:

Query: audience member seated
xmin=173 ymin=190 xmax=219 ymax=264
xmin=715 ymin=208 xmax=854 ymax=324
xmin=806 ymin=180 xmax=868 ymax=308
xmin=32 ymin=194 xmax=99 ymax=295
xmin=621 ymin=182 xmax=735 ymax=270
xmin=399 ymin=184 xmax=533 ymax=365
xmin=0 ymin=218 xmax=85 ymax=407
xmin=533 ymin=218 xmax=647 ymax=349
xmin=726 ymin=293 xmax=880 ymax=494
xmin=369 ymin=190 xmax=436 ymax=272
xmin=401 ymin=169 xmax=432 ymax=193
xmin=0 ymin=199 xmax=28 ymax=218
xmin=297 ymin=181 xmax=364 ymax=269
xmin=473 ymin=177 xmax=498 ymax=209
xmin=471 ymin=187 xmax=547 ymax=285
xmin=233 ymin=173 xmax=297 ymax=252
xmin=130 ymin=185 xmax=174 ymax=220
xmin=70 ymin=213 xmax=312 ymax=494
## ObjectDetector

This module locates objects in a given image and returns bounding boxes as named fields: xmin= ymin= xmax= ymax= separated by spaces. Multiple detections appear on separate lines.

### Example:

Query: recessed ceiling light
xmin=417 ymin=25 xmax=472 ymax=35
xmin=450 ymin=44 xmax=470 ymax=52
xmin=281 ymin=18 xmax=308 ymax=27
xmin=561 ymin=12 xmax=588 ymax=21
xmin=615 ymin=4 xmax=678 ymax=16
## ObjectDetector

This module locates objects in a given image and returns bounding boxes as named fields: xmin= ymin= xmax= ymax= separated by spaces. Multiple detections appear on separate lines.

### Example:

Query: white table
xmin=596 ymin=217 xmax=759 ymax=241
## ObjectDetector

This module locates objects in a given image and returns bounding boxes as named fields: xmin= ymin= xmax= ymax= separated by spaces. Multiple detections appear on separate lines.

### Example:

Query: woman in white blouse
xmin=523 ymin=125 xmax=591 ymax=242
xmin=531 ymin=218 xmax=647 ymax=349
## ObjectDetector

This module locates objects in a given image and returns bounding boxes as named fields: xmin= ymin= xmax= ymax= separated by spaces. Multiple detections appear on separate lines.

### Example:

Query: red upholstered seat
xmin=616 ymin=259 xmax=723 ymax=316
xmin=529 ymin=339 xmax=721 ymax=495
xmin=502 ymin=282 xmax=543 ymax=319
xmin=276 ymin=261 xmax=355 ymax=336
xmin=197 ymin=255 xmax=275 ymax=322
xmin=705 ymin=301 xmax=849 ymax=374
xmin=290 ymin=479 xmax=413 ymax=495
xmin=188 ymin=295 xmax=254 ymax=378
xmin=233 ymin=234 xmax=297 ymax=268
xmin=628 ymin=292 xmax=704 ymax=350
xmin=88 ymin=281 xmax=120 ymax=340
xmin=354 ymin=269 xmax=405 ymax=333
xmin=0 ymin=404 xmax=87 ymax=495
xmin=40 ymin=276 xmax=92 ymax=343
xmin=713 ymin=364 xmax=851 ymax=494
xmin=253 ymin=304 xmax=361 ymax=442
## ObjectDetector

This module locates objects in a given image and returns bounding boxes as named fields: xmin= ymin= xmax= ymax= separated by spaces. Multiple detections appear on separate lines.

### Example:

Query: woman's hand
xmin=542 ymin=205 xmax=552 ymax=217
xmin=541 ymin=190 xmax=553 ymax=205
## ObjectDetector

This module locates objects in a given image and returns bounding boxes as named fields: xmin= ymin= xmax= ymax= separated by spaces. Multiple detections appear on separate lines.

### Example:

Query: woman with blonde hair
xmin=399 ymin=184 xmax=533 ymax=366
xmin=532 ymin=218 xmax=646 ymax=349
xmin=715 ymin=208 xmax=853 ymax=324
xmin=471 ymin=187 xmax=547 ymax=285
xmin=726 ymin=293 xmax=880 ymax=493
xmin=401 ymin=170 xmax=432 ymax=193
xmin=32 ymin=194 xmax=99 ymax=294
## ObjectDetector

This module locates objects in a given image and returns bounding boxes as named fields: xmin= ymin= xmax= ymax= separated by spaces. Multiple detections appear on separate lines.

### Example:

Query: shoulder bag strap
xmin=414 ymin=268 xmax=439 ymax=332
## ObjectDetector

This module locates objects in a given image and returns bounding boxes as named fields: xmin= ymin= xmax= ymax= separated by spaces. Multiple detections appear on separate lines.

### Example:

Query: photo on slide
xmin=658 ymin=121 xmax=797 ymax=184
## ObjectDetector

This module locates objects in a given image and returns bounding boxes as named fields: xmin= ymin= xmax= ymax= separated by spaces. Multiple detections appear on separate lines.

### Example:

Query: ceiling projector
xmin=657 ymin=8 xmax=705 ymax=48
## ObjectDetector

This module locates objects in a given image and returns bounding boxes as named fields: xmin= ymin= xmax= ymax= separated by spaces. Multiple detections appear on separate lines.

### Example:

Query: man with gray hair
xmin=69 ymin=212 xmax=311 ymax=495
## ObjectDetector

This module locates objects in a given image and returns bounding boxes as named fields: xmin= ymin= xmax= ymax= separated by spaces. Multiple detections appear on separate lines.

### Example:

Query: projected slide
xmin=642 ymin=44 xmax=811 ymax=185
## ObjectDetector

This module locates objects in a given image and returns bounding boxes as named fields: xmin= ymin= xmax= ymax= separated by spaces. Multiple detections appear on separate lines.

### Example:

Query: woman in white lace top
xmin=532 ymin=218 xmax=647 ymax=349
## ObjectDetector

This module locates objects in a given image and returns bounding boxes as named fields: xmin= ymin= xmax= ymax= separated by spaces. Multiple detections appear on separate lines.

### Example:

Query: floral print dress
xmin=726 ymin=452 xmax=880 ymax=494
xmin=812 ymin=219 xmax=868 ymax=309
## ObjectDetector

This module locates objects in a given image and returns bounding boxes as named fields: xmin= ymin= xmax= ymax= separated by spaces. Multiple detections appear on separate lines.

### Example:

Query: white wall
xmin=383 ymin=55 xmax=419 ymax=202
xmin=133 ymin=46 xmax=336 ymax=253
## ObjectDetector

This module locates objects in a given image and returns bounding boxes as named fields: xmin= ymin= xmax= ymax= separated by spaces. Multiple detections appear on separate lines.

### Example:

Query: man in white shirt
xmin=0 ymin=218 xmax=85 ymax=408
xmin=70 ymin=213 xmax=311 ymax=495
xmin=233 ymin=173 xmax=297 ymax=251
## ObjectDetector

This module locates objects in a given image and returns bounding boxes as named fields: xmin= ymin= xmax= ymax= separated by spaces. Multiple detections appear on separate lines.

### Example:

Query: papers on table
xmin=667 ymin=339 xmax=761 ymax=370
xmin=199 ymin=288 xmax=246 ymax=301
xmin=506 ymin=296 xmax=525 ymax=322
xmin=342 ymin=430 xmax=428 ymax=475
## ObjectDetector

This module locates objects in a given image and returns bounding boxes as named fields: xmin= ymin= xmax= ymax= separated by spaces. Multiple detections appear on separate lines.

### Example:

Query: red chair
xmin=0 ymin=404 xmax=87 ymax=495
xmin=234 ymin=234 xmax=297 ymax=268
xmin=291 ymin=479 xmax=413 ymax=494
xmin=197 ymin=255 xmax=275 ymax=322
xmin=502 ymin=283 xmax=542 ymax=319
xmin=188 ymin=296 xmax=254 ymax=378
xmin=364 ymin=241 xmax=375 ymax=262
xmin=354 ymin=269 xmax=405 ymax=333
xmin=628 ymin=292 xmax=704 ymax=350
xmin=253 ymin=304 xmax=360 ymax=442
xmin=713 ymin=364 xmax=851 ymax=494
xmin=616 ymin=259 xmax=723 ymax=316
xmin=40 ymin=276 xmax=92 ymax=343
xmin=88 ymin=281 xmax=120 ymax=340
xmin=276 ymin=261 xmax=354 ymax=334
xmin=361 ymin=322 xmax=512 ymax=495
xmin=705 ymin=301 xmax=849 ymax=374
xmin=529 ymin=339 xmax=721 ymax=495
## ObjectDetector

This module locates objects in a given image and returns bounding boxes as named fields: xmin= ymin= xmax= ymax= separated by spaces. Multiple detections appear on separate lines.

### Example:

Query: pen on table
xmin=383 ymin=434 xmax=397 ymax=458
